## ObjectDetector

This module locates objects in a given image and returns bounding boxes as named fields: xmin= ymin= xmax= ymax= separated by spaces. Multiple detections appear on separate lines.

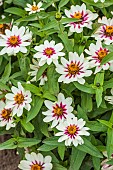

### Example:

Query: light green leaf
xmin=92 ymin=156 xmax=100 ymax=170
xmin=5 ymin=7 xmax=26 ymax=16
xmin=17 ymin=137 xmax=40 ymax=148
xmin=73 ymin=82 xmax=95 ymax=94
xmin=38 ymin=144 xmax=57 ymax=151
xmin=58 ymin=146 xmax=65 ymax=160
xmin=21 ymin=118 xmax=34 ymax=133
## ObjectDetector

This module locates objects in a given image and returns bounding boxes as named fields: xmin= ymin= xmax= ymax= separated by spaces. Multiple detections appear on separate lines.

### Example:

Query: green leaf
xmin=98 ymin=119 xmax=112 ymax=129
xmin=1 ymin=62 xmax=11 ymax=83
xmin=23 ymin=83 xmax=41 ymax=96
xmin=82 ymin=0 xmax=113 ymax=8
xmin=0 ymin=82 xmax=10 ymax=91
xmin=87 ymin=121 xmax=107 ymax=132
xmin=60 ymin=18 xmax=81 ymax=24
xmin=103 ymin=78 xmax=113 ymax=91
xmin=13 ymin=0 xmax=30 ymax=7
xmin=58 ymin=32 xmax=73 ymax=52
xmin=5 ymin=7 xmax=26 ymax=17
xmin=92 ymin=156 xmax=100 ymax=170
xmin=77 ymin=138 xmax=103 ymax=158
xmin=17 ymin=137 xmax=40 ymax=148
xmin=77 ymin=105 xmax=88 ymax=121
xmin=53 ymin=163 xmax=67 ymax=170
xmin=58 ymin=146 xmax=65 ymax=160
xmin=94 ymin=72 xmax=104 ymax=86
xmin=0 ymin=138 xmax=17 ymax=150
xmin=42 ymin=91 xmax=57 ymax=101
xmin=38 ymin=144 xmax=57 ymax=151
xmin=106 ymin=159 xmax=113 ymax=165
xmin=43 ymin=136 xmax=64 ymax=146
xmin=96 ymin=87 xmax=103 ymax=108
xmin=27 ymin=96 xmax=44 ymax=122
xmin=47 ymin=65 xmax=59 ymax=95
xmin=36 ymin=64 xmax=48 ymax=81
xmin=73 ymin=82 xmax=95 ymax=94
xmin=19 ymin=57 xmax=30 ymax=80
xmin=21 ymin=118 xmax=34 ymax=133
xmin=39 ymin=20 xmax=59 ymax=32
xmin=81 ymin=92 xmax=93 ymax=112
xmin=58 ymin=0 xmax=70 ymax=8
xmin=107 ymin=128 xmax=113 ymax=158
xmin=69 ymin=147 xmax=86 ymax=170
xmin=15 ymin=14 xmax=38 ymax=22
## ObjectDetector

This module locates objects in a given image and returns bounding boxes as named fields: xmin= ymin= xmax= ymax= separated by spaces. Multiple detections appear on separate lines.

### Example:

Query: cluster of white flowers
xmin=0 ymin=82 xmax=32 ymax=130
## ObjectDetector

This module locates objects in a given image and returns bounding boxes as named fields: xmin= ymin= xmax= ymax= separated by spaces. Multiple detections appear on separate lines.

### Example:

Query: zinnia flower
xmin=55 ymin=117 xmax=90 ymax=147
xmin=34 ymin=40 xmax=65 ymax=66
xmin=56 ymin=52 xmax=92 ymax=84
xmin=85 ymin=40 xmax=113 ymax=74
xmin=104 ymin=88 xmax=113 ymax=105
xmin=18 ymin=152 xmax=52 ymax=170
xmin=28 ymin=59 xmax=47 ymax=85
xmin=42 ymin=93 xmax=74 ymax=128
xmin=101 ymin=151 xmax=113 ymax=170
xmin=64 ymin=3 xmax=98 ymax=33
xmin=0 ymin=101 xmax=15 ymax=130
xmin=25 ymin=2 xmax=44 ymax=15
xmin=5 ymin=82 xmax=32 ymax=117
xmin=0 ymin=25 xmax=32 ymax=56
xmin=92 ymin=17 xmax=113 ymax=45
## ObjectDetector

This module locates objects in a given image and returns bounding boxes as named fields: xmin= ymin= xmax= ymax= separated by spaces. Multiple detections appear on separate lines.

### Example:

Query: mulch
xmin=0 ymin=135 xmax=20 ymax=170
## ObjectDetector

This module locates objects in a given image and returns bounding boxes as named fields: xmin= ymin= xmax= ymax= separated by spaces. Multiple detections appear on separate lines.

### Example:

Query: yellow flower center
xmin=54 ymin=106 xmax=63 ymax=116
xmin=1 ymin=109 xmax=11 ymax=120
xmin=68 ymin=63 xmax=79 ymax=75
xmin=68 ymin=125 xmax=77 ymax=135
xmin=73 ymin=12 xmax=82 ymax=19
xmin=32 ymin=5 xmax=38 ymax=11
xmin=0 ymin=24 xmax=3 ymax=29
xmin=45 ymin=48 xmax=53 ymax=55
xmin=14 ymin=93 xmax=24 ymax=105
xmin=9 ymin=36 xmax=18 ymax=45
xmin=105 ymin=26 xmax=113 ymax=36
xmin=98 ymin=50 xmax=107 ymax=61
xmin=31 ymin=164 xmax=42 ymax=170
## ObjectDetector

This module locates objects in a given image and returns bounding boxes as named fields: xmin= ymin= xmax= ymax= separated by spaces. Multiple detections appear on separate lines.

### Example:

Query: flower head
xmin=25 ymin=2 xmax=44 ymax=15
xmin=0 ymin=101 xmax=15 ymax=130
xmin=5 ymin=82 xmax=32 ymax=117
xmin=0 ymin=25 xmax=32 ymax=56
xmin=42 ymin=93 xmax=74 ymax=128
xmin=92 ymin=17 xmax=113 ymax=45
xmin=18 ymin=152 xmax=52 ymax=170
xmin=104 ymin=88 xmax=113 ymax=105
xmin=0 ymin=0 xmax=3 ymax=6
xmin=28 ymin=59 xmax=47 ymax=85
xmin=64 ymin=3 xmax=98 ymax=33
xmin=55 ymin=117 xmax=90 ymax=147
xmin=56 ymin=52 xmax=92 ymax=84
xmin=101 ymin=151 xmax=113 ymax=170
xmin=34 ymin=40 xmax=65 ymax=66
xmin=85 ymin=41 xmax=113 ymax=74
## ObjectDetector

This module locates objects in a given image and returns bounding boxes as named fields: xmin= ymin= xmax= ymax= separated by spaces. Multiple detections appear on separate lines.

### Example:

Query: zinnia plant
xmin=0 ymin=0 xmax=113 ymax=169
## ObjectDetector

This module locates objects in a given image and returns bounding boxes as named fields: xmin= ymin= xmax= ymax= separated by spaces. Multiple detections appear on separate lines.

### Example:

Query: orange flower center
xmin=45 ymin=48 xmax=53 ymax=55
xmin=0 ymin=24 xmax=10 ymax=34
xmin=9 ymin=36 xmax=18 ymax=45
xmin=1 ymin=109 xmax=11 ymax=120
xmin=54 ymin=106 xmax=63 ymax=116
xmin=73 ymin=12 xmax=82 ymax=19
xmin=105 ymin=26 xmax=113 ymax=36
xmin=32 ymin=5 xmax=38 ymax=11
xmin=31 ymin=164 xmax=42 ymax=170
xmin=14 ymin=93 xmax=24 ymax=105
xmin=68 ymin=125 xmax=77 ymax=135
xmin=0 ymin=24 xmax=3 ymax=29
xmin=68 ymin=63 xmax=79 ymax=75
xmin=98 ymin=50 xmax=107 ymax=61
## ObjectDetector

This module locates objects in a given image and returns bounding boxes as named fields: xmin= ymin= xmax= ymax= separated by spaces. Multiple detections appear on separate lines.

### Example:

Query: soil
xmin=0 ymin=135 xmax=20 ymax=170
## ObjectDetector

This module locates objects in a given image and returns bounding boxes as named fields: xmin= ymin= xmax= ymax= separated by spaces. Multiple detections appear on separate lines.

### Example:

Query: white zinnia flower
xmin=92 ymin=17 xmax=113 ymax=45
xmin=0 ymin=25 xmax=32 ymax=56
xmin=42 ymin=93 xmax=74 ymax=128
xmin=28 ymin=59 xmax=47 ymax=85
xmin=94 ymin=0 xmax=105 ymax=2
xmin=0 ymin=101 xmax=15 ymax=130
xmin=18 ymin=152 xmax=52 ymax=170
xmin=34 ymin=40 xmax=65 ymax=66
xmin=85 ymin=41 xmax=113 ymax=74
xmin=64 ymin=3 xmax=98 ymax=33
xmin=5 ymin=82 xmax=32 ymax=117
xmin=25 ymin=1 xmax=44 ymax=15
xmin=56 ymin=52 xmax=92 ymax=84
xmin=104 ymin=88 xmax=113 ymax=105
xmin=101 ymin=151 xmax=113 ymax=170
xmin=0 ymin=0 xmax=3 ymax=6
xmin=55 ymin=117 xmax=90 ymax=147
